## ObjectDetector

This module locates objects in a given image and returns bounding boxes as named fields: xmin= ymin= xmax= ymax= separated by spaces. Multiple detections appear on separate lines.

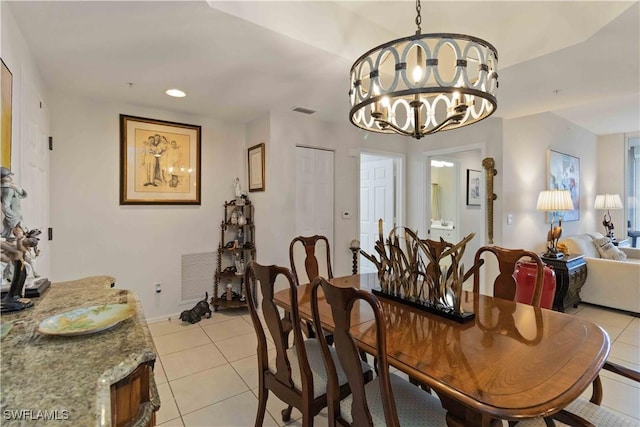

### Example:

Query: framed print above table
xmin=547 ymin=149 xmax=580 ymax=221
xmin=120 ymin=115 xmax=201 ymax=205
xmin=248 ymin=142 xmax=265 ymax=192
xmin=466 ymin=169 xmax=481 ymax=206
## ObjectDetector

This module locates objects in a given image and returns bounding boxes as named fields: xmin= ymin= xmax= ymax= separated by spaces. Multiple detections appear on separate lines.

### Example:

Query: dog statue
xmin=179 ymin=292 xmax=212 ymax=324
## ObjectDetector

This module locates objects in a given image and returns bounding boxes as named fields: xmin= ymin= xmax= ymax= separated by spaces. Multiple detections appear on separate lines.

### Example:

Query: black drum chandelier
xmin=349 ymin=0 xmax=499 ymax=139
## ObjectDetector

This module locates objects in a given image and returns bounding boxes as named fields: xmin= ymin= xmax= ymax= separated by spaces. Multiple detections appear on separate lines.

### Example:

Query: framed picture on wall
xmin=547 ymin=149 xmax=580 ymax=221
xmin=119 ymin=114 xmax=201 ymax=205
xmin=466 ymin=169 xmax=481 ymax=206
xmin=248 ymin=142 xmax=265 ymax=192
xmin=1 ymin=59 xmax=12 ymax=169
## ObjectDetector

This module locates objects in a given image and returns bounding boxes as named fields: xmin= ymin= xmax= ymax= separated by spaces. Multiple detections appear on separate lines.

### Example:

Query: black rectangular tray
xmin=372 ymin=288 xmax=475 ymax=323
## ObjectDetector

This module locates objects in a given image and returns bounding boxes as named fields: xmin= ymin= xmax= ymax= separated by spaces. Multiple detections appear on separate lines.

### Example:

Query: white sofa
xmin=560 ymin=232 xmax=640 ymax=314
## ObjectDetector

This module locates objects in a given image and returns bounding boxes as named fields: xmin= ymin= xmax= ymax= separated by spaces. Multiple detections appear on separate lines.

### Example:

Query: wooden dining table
xmin=273 ymin=273 xmax=611 ymax=427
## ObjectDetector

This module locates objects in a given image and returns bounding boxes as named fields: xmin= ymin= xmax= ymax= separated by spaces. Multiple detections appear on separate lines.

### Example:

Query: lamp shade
xmin=536 ymin=190 xmax=574 ymax=212
xmin=594 ymin=194 xmax=623 ymax=210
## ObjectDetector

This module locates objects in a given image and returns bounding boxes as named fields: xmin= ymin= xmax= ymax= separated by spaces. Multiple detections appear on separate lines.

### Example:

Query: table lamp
xmin=594 ymin=194 xmax=623 ymax=240
xmin=536 ymin=190 xmax=574 ymax=258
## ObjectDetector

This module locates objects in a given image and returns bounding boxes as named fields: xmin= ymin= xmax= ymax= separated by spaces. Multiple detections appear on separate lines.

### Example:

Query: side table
xmin=541 ymin=254 xmax=588 ymax=312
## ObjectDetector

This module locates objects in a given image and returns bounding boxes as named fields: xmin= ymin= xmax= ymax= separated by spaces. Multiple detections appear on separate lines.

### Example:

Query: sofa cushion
xmin=587 ymin=231 xmax=606 ymax=240
xmin=562 ymin=234 xmax=600 ymax=258
xmin=593 ymin=237 xmax=628 ymax=261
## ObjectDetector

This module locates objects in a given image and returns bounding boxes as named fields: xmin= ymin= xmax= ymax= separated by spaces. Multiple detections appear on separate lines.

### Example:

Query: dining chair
xmin=310 ymin=276 xmax=448 ymax=427
xmin=516 ymin=361 xmax=640 ymax=426
xmin=289 ymin=235 xmax=335 ymax=343
xmin=472 ymin=246 xmax=545 ymax=307
xmin=244 ymin=261 xmax=372 ymax=427
xmin=290 ymin=235 xmax=334 ymax=285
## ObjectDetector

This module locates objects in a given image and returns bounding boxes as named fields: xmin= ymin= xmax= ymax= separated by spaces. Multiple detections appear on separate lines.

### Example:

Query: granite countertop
xmin=0 ymin=276 xmax=158 ymax=426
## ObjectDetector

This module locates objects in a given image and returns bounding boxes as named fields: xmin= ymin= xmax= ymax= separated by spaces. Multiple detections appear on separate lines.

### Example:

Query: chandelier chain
xmin=415 ymin=0 xmax=422 ymax=34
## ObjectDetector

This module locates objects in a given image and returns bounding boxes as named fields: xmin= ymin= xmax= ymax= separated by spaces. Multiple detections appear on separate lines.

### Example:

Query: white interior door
xmin=19 ymin=79 xmax=50 ymax=280
xmin=295 ymin=147 xmax=334 ymax=255
xmin=360 ymin=157 xmax=394 ymax=274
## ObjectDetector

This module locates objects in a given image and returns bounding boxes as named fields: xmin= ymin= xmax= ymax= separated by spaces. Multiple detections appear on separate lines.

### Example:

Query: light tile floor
xmin=148 ymin=305 xmax=639 ymax=427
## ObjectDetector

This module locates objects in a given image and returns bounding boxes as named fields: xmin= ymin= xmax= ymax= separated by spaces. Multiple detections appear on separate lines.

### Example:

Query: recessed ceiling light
xmin=165 ymin=89 xmax=186 ymax=98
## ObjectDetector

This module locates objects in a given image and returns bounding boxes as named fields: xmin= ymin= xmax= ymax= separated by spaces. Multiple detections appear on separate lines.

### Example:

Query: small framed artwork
xmin=547 ymin=149 xmax=580 ymax=221
xmin=120 ymin=114 xmax=201 ymax=205
xmin=1 ymin=59 xmax=12 ymax=169
xmin=466 ymin=169 xmax=481 ymax=206
xmin=248 ymin=143 xmax=265 ymax=192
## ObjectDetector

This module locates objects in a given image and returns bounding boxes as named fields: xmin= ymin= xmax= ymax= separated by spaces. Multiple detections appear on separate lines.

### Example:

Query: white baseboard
xmin=146 ymin=312 xmax=184 ymax=324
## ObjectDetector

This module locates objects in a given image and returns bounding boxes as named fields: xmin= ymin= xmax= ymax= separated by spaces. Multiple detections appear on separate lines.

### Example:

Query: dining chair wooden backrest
xmin=290 ymin=235 xmax=333 ymax=285
xmin=310 ymin=277 xmax=398 ymax=427
xmin=290 ymin=235 xmax=337 ymax=343
xmin=244 ymin=261 xmax=317 ymax=426
xmin=472 ymin=246 xmax=545 ymax=307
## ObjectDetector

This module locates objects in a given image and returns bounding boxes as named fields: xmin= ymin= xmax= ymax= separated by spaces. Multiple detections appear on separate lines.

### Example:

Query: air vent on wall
xmin=292 ymin=106 xmax=316 ymax=115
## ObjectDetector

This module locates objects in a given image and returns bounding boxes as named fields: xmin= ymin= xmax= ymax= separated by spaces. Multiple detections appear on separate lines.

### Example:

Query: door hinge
xmin=48 ymin=228 xmax=53 ymax=241
xmin=48 ymin=137 xmax=53 ymax=151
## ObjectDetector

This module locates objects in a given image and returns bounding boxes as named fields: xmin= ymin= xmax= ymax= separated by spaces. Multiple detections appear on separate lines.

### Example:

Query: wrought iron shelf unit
xmin=212 ymin=201 xmax=256 ymax=311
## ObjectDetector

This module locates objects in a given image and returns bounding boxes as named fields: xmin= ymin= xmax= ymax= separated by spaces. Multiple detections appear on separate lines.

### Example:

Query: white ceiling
xmin=5 ymin=1 xmax=640 ymax=136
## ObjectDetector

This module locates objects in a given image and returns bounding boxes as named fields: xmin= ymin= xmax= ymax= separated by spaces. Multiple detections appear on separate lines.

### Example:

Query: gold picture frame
xmin=1 ymin=59 xmax=12 ymax=169
xmin=248 ymin=143 xmax=265 ymax=192
xmin=120 ymin=115 xmax=201 ymax=205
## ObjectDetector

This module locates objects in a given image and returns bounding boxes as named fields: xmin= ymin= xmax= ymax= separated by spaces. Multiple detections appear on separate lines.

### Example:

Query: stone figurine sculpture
xmin=0 ymin=168 xmax=46 ymax=313
xmin=1 ymin=167 xmax=27 ymax=238
xmin=234 ymin=177 xmax=243 ymax=199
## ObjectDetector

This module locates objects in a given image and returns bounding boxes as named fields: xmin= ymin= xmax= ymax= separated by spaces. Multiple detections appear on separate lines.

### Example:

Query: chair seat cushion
xmin=340 ymin=373 xmax=447 ymax=426
xmin=562 ymin=398 xmax=638 ymax=426
xmin=269 ymin=338 xmax=372 ymax=398
xmin=516 ymin=397 xmax=639 ymax=426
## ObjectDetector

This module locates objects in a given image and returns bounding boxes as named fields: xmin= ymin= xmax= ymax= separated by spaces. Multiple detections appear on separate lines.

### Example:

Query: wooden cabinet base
xmin=110 ymin=362 xmax=160 ymax=427
xmin=541 ymin=254 xmax=588 ymax=312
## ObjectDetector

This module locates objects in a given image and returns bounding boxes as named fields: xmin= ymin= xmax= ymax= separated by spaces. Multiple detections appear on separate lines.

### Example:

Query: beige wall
xmin=49 ymin=94 xmax=245 ymax=320
xmin=597 ymin=133 xmax=627 ymax=239
xmin=246 ymin=110 xmax=409 ymax=277
xmin=2 ymin=3 xmax=51 ymax=278
xmin=503 ymin=112 xmax=599 ymax=252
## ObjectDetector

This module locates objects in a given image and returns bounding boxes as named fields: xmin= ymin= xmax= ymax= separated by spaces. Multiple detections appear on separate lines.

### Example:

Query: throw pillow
xmin=593 ymin=237 xmax=628 ymax=260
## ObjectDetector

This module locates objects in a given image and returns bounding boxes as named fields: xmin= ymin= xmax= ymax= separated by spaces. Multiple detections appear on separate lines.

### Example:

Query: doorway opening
xmin=424 ymin=145 xmax=485 ymax=289
xmin=359 ymin=152 xmax=404 ymax=274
